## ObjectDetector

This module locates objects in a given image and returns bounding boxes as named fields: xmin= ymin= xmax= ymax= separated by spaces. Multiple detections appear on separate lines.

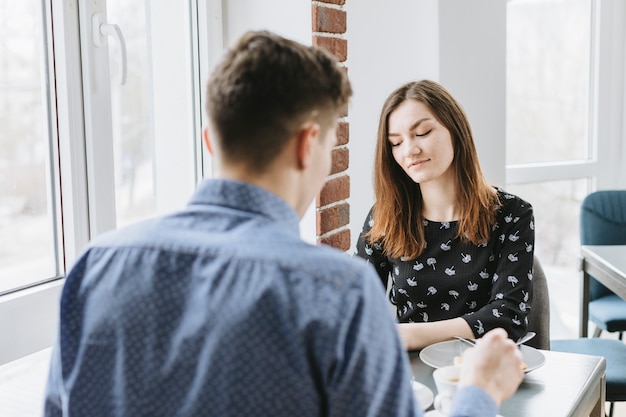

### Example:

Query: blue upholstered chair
xmin=581 ymin=190 xmax=626 ymax=339
xmin=538 ymin=257 xmax=626 ymax=416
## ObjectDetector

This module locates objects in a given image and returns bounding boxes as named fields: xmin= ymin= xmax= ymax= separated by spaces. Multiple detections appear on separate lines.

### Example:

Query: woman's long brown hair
xmin=366 ymin=80 xmax=499 ymax=259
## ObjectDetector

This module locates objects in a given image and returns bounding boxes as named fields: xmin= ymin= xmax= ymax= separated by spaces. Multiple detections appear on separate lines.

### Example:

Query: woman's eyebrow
xmin=388 ymin=117 xmax=432 ymax=137
xmin=410 ymin=117 xmax=432 ymax=130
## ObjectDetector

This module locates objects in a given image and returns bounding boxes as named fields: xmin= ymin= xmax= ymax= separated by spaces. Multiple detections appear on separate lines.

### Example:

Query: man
xmin=44 ymin=30 xmax=523 ymax=417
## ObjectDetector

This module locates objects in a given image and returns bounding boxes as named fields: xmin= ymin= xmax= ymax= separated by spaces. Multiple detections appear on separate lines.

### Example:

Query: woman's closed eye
xmin=388 ymin=135 xmax=402 ymax=147
xmin=416 ymin=129 xmax=432 ymax=137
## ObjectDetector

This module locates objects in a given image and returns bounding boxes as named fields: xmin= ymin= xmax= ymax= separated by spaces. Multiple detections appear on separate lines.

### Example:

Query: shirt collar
xmin=188 ymin=179 xmax=301 ymax=233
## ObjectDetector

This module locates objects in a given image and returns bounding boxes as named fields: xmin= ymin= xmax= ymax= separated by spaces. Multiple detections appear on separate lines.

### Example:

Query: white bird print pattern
xmin=475 ymin=320 xmax=485 ymax=335
xmin=427 ymin=258 xmax=437 ymax=269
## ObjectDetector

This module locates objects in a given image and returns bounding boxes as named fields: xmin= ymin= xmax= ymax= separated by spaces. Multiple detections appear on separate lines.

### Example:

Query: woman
xmin=355 ymin=80 xmax=534 ymax=350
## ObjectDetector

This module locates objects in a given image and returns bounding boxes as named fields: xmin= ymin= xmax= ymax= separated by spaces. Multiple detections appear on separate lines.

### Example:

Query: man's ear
xmin=202 ymin=127 xmax=214 ymax=155
xmin=295 ymin=122 xmax=320 ymax=170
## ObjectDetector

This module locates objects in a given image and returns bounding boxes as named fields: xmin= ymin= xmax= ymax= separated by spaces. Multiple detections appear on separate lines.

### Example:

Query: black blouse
xmin=355 ymin=189 xmax=535 ymax=341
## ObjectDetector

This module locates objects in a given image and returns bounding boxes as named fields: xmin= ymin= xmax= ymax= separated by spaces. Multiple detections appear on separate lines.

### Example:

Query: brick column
xmin=312 ymin=0 xmax=350 ymax=251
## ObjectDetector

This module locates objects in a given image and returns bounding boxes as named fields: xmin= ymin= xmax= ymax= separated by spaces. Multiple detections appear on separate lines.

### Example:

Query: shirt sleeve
xmin=462 ymin=196 xmax=535 ymax=341
xmin=42 ymin=344 xmax=63 ymax=417
xmin=354 ymin=207 xmax=392 ymax=290
xmin=326 ymin=262 xmax=422 ymax=417
xmin=450 ymin=386 xmax=498 ymax=417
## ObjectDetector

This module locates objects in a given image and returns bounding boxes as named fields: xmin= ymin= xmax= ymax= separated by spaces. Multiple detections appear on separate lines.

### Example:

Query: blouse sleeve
xmin=354 ymin=207 xmax=391 ymax=290
xmin=462 ymin=196 xmax=535 ymax=341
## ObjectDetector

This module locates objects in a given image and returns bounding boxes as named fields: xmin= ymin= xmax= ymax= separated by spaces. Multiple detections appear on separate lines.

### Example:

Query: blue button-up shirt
xmin=44 ymin=179 xmax=495 ymax=417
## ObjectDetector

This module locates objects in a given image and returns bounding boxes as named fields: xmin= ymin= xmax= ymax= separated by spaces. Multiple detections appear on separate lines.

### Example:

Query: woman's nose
xmin=403 ymin=137 xmax=421 ymax=156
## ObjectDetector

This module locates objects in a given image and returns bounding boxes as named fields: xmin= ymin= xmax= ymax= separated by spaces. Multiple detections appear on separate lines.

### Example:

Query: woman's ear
xmin=202 ymin=127 xmax=214 ymax=155
xmin=295 ymin=122 xmax=320 ymax=170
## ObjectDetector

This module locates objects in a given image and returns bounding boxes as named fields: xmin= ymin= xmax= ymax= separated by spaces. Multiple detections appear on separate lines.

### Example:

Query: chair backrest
xmin=580 ymin=190 xmax=626 ymax=300
xmin=526 ymin=255 xmax=551 ymax=350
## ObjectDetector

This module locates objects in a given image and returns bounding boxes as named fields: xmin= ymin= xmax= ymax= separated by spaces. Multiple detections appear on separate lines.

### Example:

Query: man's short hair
xmin=206 ymin=30 xmax=352 ymax=171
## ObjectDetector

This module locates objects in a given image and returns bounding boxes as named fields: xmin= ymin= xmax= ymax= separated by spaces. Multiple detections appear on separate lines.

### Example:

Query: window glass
xmin=106 ymin=1 xmax=157 ymax=227
xmin=0 ymin=1 xmax=60 ymax=294
xmin=506 ymin=0 xmax=592 ymax=164
xmin=105 ymin=1 xmax=199 ymax=227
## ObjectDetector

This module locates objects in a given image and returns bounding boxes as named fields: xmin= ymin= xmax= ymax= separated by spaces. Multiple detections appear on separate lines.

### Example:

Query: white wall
xmin=346 ymin=0 xmax=506 ymax=251
xmin=223 ymin=0 xmax=311 ymax=46
xmin=346 ymin=0 xmax=439 ymax=250
xmin=439 ymin=0 xmax=506 ymax=187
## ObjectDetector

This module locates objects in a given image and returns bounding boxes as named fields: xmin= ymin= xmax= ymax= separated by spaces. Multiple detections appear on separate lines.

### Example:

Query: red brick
xmin=313 ymin=36 xmax=347 ymax=62
xmin=312 ymin=6 xmax=346 ymax=34
xmin=318 ymin=228 xmax=351 ymax=251
xmin=317 ymin=202 xmax=350 ymax=235
xmin=316 ymin=0 xmax=346 ymax=5
xmin=330 ymin=147 xmax=348 ymax=175
xmin=317 ymin=174 xmax=350 ymax=207
xmin=336 ymin=122 xmax=349 ymax=146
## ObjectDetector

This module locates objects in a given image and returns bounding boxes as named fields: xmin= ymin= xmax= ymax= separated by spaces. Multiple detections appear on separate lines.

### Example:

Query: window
xmin=505 ymin=0 xmax=613 ymax=337
xmin=0 ymin=1 xmax=203 ymax=294
xmin=0 ymin=0 xmax=62 ymax=294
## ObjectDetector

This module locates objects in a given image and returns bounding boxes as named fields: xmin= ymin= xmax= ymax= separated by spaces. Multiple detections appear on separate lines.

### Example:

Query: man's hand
xmin=458 ymin=328 xmax=524 ymax=406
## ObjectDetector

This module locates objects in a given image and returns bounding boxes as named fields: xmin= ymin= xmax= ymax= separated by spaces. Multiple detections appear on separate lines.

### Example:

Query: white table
xmin=409 ymin=348 xmax=606 ymax=417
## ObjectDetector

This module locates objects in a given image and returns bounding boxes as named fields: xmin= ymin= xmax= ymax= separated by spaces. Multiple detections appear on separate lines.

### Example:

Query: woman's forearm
xmin=397 ymin=317 xmax=474 ymax=350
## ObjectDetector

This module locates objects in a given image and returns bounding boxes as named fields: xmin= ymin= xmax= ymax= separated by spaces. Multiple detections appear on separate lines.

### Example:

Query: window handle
xmin=92 ymin=13 xmax=127 ymax=85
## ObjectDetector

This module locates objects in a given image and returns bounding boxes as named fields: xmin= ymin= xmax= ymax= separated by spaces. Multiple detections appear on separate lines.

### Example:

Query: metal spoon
xmin=452 ymin=336 xmax=476 ymax=346
xmin=515 ymin=331 xmax=536 ymax=346
xmin=453 ymin=331 xmax=536 ymax=347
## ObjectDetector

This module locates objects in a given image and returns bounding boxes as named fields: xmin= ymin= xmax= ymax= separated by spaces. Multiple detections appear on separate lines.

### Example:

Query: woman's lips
xmin=409 ymin=159 xmax=429 ymax=169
